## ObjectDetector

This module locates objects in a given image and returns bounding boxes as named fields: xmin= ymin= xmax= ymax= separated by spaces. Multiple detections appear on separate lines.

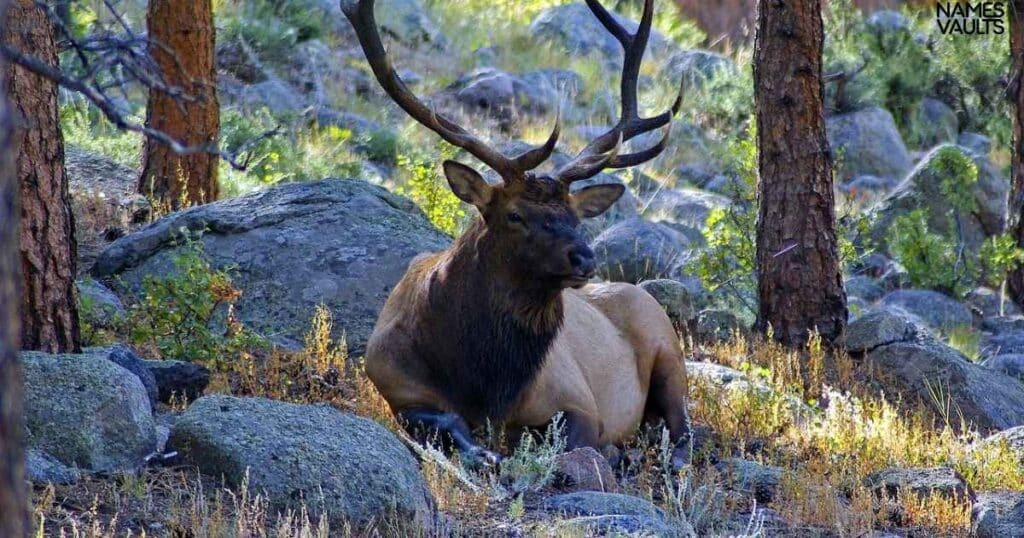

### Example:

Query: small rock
xmin=543 ymin=492 xmax=692 ymax=537
xmin=864 ymin=467 xmax=975 ymax=503
xmin=77 ymin=278 xmax=125 ymax=328
xmin=146 ymin=360 xmax=211 ymax=403
xmin=974 ymin=491 xmax=1024 ymax=537
xmin=842 ymin=309 xmax=926 ymax=353
xmin=716 ymin=458 xmax=784 ymax=503
xmin=26 ymin=450 xmax=81 ymax=485
xmin=553 ymin=447 xmax=621 ymax=493
xmin=695 ymin=309 xmax=746 ymax=344
xmin=639 ymin=279 xmax=696 ymax=329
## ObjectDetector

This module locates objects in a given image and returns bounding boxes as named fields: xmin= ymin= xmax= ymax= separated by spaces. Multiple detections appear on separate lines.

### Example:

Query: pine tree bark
xmin=138 ymin=0 xmax=219 ymax=211
xmin=753 ymin=0 xmax=847 ymax=347
xmin=1007 ymin=1 xmax=1024 ymax=307
xmin=0 ymin=8 xmax=30 ymax=534
xmin=3 ymin=0 xmax=81 ymax=353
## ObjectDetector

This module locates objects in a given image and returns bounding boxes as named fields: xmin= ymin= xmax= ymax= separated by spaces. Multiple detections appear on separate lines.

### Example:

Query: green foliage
xmin=498 ymin=415 xmax=567 ymax=494
xmin=219 ymin=109 xmax=363 ymax=195
xmin=218 ymin=0 xmax=323 ymax=59
xmin=932 ymin=146 xmax=979 ymax=214
xmin=60 ymin=103 xmax=141 ymax=168
xmin=689 ymin=123 xmax=756 ymax=315
xmin=889 ymin=209 xmax=976 ymax=297
xmin=127 ymin=240 xmax=266 ymax=368
xmin=395 ymin=145 xmax=468 ymax=236
xmin=980 ymin=234 xmax=1024 ymax=289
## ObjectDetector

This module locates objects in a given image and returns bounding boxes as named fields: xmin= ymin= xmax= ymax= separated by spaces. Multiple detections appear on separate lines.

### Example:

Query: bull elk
xmin=342 ymin=0 xmax=691 ymax=466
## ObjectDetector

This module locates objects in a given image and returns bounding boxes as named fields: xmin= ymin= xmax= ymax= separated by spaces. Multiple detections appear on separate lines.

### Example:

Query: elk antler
xmin=556 ymin=0 xmax=684 ymax=185
xmin=341 ymin=0 xmax=560 ymax=181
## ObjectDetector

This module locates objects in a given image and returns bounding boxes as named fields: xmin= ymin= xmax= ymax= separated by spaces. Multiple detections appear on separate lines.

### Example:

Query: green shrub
xmin=889 ymin=209 xmax=977 ymax=297
xmin=126 ymin=240 xmax=266 ymax=368
xmin=498 ymin=414 xmax=567 ymax=494
xmin=60 ymin=103 xmax=141 ymax=168
xmin=395 ymin=145 xmax=468 ymax=237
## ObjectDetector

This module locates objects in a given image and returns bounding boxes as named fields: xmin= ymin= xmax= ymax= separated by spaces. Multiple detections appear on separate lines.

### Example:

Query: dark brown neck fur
xmin=418 ymin=219 xmax=565 ymax=424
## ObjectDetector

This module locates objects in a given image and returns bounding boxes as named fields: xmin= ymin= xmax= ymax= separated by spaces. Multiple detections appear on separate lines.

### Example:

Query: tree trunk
xmin=1007 ymin=1 xmax=1024 ymax=307
xmin=753 ymin=0 xmax=847 ymax=347
xmin=0 ymin=5 xmax=30 ymax=533
xmin=3 ymin=0 xmax=80 ymax=353
xmin=138 ymin=0 xmax=219 ymax=211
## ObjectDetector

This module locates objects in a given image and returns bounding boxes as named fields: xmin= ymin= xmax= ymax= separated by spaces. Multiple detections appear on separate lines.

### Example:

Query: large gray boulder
xmin=842 ymin=309 xmax=928 ymax=353
xmin=170 ymin=395 xmax=435 ymax=529
xmin=446 ymin=67 xmax=564 ymax=126
xmin=827 ymin=106 xmax=912 ymax=182
xmin=877 ymin=289 xmax=973 ymax=333
xmin=863 ymin=340 xmax=1024 ymax=431
xmin=870 ymin=145 xmax=1008 ymax=255
xmin=974 ymin=491 xmax=1024 ymax=538
xmin=907 ymin=97 xmax=959 ymax=149
xmin=21 ymin=350 xmax=157 ymax=473
xmin=590 ymin=218 xmax=695 ymax=283
xmin=92 ymin=179 xmax=451 ymax=354
xmin=530 ymin=4 xmax=675 ymax=65
xmin=641 ymin=187 xmax=729 ymax=233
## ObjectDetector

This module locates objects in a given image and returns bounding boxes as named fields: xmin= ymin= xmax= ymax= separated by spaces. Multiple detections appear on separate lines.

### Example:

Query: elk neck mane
xmin=419 ymin=218 xmax=566 ymax=423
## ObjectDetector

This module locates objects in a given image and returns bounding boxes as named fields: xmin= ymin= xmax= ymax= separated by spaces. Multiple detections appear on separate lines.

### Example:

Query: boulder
xmin=88 ymin=344 xmax=158 ymax=408
xmin=827 ymin=107 xmax=912 ymax=182
xmin=984 ymin=354 xmax=1024 ymax=383
xmin=695 ymin=309 xmax=747 ymax=344
xmin=590 ymin=218 xmax=695 ymax=283
xmin=841 ymin=175 xmax=897 ymax=204
xmin=92 ymin=179 xmax=451 ymax=354
xmin=26 ymin=450 xmax=81 ymax=485
xmin=958 ymin=132 xmax=992 ymax=156
xmin=21 ymin=350 xmax=157 ymax=473
xmin=842 ymin=309 xmax=927 ymax=354
xmin=870 ymin=145 xmax=1008 ymax=255
xmin=864 ymin=467 xmax=975 ymax=503
xmin=169 ymin=395 xmax=435 ymax=529
xmin=983 ymin=331 xmax=1024 ymax=357
xmin=907 ymin=97 xmax=958 ymax=149
xmin=553 ymin=447 xmax=621 ymax=493
xmin=542 ymin=492 xmax=692 ymax=537
xmin=668 ymin=49 xmax=736 ymax=86
xmin=638 ymin=279 xmax=697 ymax=329
xmin=716 ymin=458 xmax=784 ymax=504
xmin=974 ymin=491 xmax=1024 ymax=538
xmin=641 ymin=187 xmax=729 ymax=233
xmin=877 ymin=289 xmax=973 ymax=333
xmin=967 ymin=287 xmax=1021 ymax=318
xmin=446 ymin=68 xmax=564 ymax=126
xmin=844 ymin=275 xmax=885 ymax=303
xmin=530 ymin=4 xmax=675 ymax=65
xmin=863 ymin=340 xmax=1024 ymax=431
xmin=146 ymin=360 xmax=211 ymax=403
xmin=238 ymin=79 xmax=306 ymax=114
xmin=77 ymin=278 xmax=125 ymax=329
xmin=373 ymin=0 xmax=444 ymax=46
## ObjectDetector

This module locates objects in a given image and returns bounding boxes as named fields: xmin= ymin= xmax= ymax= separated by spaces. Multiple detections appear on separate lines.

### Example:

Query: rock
xmin=77 ymin=278 xmax=125 ymax=328
xmin=841 ymin=175 xmax=897 ymax=203
xmin=89 ymin=344 xmax=158 ymax=408
xmin=864 ymin=467 xmax=975 ymax=503
xmin=716 ymin=458 xmax=783 ymax=503
xmin=866 ymin=10 xmax=911 ymax=34
xmin=983 ymin=331 xmax=1024 ymax=356
xmin=21 ymin=350 xmax=157 ymax=473
xmin=554 ymin=447 xmax=621 ymax=493
xmin=958 ymin=132 xmax=992 ymax=156
xmin=542 ymin=492 xmax=692 ymax=537
xmin=983 ymin=354 xmax=1024 ymax=382
xmin=446 ymin=68 xmax=564 ymax=125
xmin=239 ymin=79 xmax=306 ymax=114
xmin=864 ymin=340 xmax=1024 ymax=431
xmin=967 ymin=287 xmax=1021 ymax=318
xmin=639 ymin=279 xmax=696 ymax=329
xmin=216 ymin=39 xmax=266 ymax=84
xmin=907 ymin=97 xmax=958 ymax=149
xmin=146 ymin=360 xmax=211 ymax=403
xmin=374 ymin=0 xmax=445 ymax=46
xmin=169 ymin=395 xmax=435 ymax=529
xmin=974 ymin=491 xmax=1024 ymax=538
xmin=695 ymin=309 xmax=746 ymax=344
xmin=530 ymin=4 xmax=674 ymax=65
xmin=981 ymin=316 xmax=1024 ymax=335
xmin=870 ymin=145 xmax=1008 ymax=255
xmin=574 ymin=175 xmax=640 ymax=240
xmin=844 ymin=275 xmax=885 ymax=302
xmin=877 ymin=289 xmax=973 ymax=333
xmin=26 ymin=450 xmax=81 ymax=485
xmin=92 ymin=179 xmax=451 ymax=354
xmin=668 ymin=49 xmax=736 ymax=86
xmin=520 ymin=69 xmax=585 ymax=102
xmin=979 ymin=425 xmax=1024 ymax=458
xmin=641 ymin=187 xmax=729 ymax=233
xmin=827 ymin=107 xmax=912 ymax=182
xmin=848 ymin=297 xmax=871 ymax=321
xmin=842 ymin=309 xmax=927 ymax=353
xmin=590 ymin=218 xmax=695 ymax=283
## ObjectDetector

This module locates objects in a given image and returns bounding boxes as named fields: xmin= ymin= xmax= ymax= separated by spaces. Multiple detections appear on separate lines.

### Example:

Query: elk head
xmin=342 ymin=0 xmax=683 ymax=289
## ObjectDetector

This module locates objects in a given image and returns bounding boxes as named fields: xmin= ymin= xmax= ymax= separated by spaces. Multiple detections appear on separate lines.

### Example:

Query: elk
xmin=342 ymin=0 xmax=691 ymax=466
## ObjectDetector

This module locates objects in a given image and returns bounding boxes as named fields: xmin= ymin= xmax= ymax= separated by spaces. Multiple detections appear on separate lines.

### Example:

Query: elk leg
xmin=399 ymin=408 xmax=502 ymax=467
xmin=561 ymin=409 xmax=601 ymax=450
xmin=648 ymin=347 xmax=692 ymax=469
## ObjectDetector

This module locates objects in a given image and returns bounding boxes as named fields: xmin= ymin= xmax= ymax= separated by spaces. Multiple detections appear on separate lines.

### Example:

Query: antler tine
xmin=341 ymin=0 xmax=519 ymax=177
xmin=511 ymin=106 xmax=561 ymax=172
xmin=556 ymin=0 xmax=681 ymax=185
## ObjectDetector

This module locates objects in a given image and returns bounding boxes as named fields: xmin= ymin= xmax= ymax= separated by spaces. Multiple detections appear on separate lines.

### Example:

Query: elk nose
xmin=568 ymin=247 xmax=596 ymax=276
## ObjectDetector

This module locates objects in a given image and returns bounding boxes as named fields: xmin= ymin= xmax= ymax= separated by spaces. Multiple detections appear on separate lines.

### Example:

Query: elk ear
xmin=443 ymin=160 xmax=493 ymax=208
xmin=571 ymin=183 xmax=625 ymax=218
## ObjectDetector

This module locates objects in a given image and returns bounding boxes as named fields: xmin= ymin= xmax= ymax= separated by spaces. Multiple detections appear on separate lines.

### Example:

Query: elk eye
xmin=508 ymin=211 xmax=523 ymax=223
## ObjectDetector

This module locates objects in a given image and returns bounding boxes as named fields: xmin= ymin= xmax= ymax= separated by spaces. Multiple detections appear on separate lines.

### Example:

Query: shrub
xmin=395 ymin=145 xmax=468 ymax=236
xmin=889 ymin=209 xmax=976 ymax=297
